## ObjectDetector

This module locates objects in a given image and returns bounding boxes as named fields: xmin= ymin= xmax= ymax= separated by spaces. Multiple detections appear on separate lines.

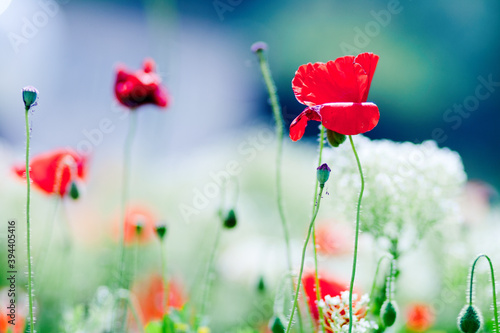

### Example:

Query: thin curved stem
xmin=25 ymin=108 xmax=35 ymax=332
xmin=118 ymin=111 xmax=138 ymax=288
xmin=254 ymin=49 xmax=292 ymax=275
xmin=312 ymin=125 xmax=326 ymax=332
xmin=348 ymin=135 xmax=364 ymax=333
xmin=199 ymin=224 xmax=222 ymax=318
xmin=285 ymin=186 xmax=324 ymax=333
xmin=160 ymin=240 xmax=169 ymax=313
xmin=469 ymin=254 xmax=499 ymax=332
xmin=369 ymin=255 xmax=393 ymax=309
xmin=114 ymin=111 xmax=138 ymax=333
xmin=255 ymin=48 xmax=304 ymax=332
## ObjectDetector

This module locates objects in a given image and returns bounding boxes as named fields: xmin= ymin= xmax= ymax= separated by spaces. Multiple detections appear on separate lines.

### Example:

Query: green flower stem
xmin=469 ymin=254 xmax=499 ymax=332
xmin=285 ymin=186 xmax=325 ymax=333
xmin=24 ymin=107 xmax=35 ymax=332
xmin=118 ymin=111 xmax=138 ymax=289
xmin=255 ymin=47 xmax=304 ymax=332
xmin=254 ymin=48 xmax=293 ymax=276
xmin=160 ymin=239 xmax=169 ymax=313
xmin=199 ymin=224 xmax=222 ymax=319
xmin=369 ymin=255 xmax=392 ymax=309
xmin=118 ymin=290 xmax=145 ymax=333
xmin=115 ymin=111 xmax=138 ymax=332
xmin=348 ymin=135 xmax=364 ymax=333
xmin=312 ymin=125 xmax=326 ymax=332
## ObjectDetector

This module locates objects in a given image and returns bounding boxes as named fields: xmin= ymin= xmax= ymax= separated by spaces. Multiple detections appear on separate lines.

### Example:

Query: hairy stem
xmin=285 ymin=186 xmax=325 ymax=333
xmin=469 ymin=254 xmax=499 ymax=332
xmin=25 ymin=108 xmax=35 ymax=332
xmin=348 ymin=135 xmax=364 ymax=333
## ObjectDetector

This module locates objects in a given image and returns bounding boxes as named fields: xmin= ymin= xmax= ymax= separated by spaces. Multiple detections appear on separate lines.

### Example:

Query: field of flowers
xmin=0 ymin=2 xmax=499 ymax=333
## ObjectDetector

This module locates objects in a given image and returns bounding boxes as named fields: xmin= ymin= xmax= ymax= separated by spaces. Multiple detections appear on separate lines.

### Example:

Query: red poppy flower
xmin=116 ymin=205 xmax=157 ymax=245
xmin=0 ymin=311 xmax=25 ymax=333
xmin=302 ymin=272 xmax=349 ymax=322
xmin=0 ymin=289 xmax=26 ymax=333
xmin=114 ymin=58 xmax=169 ymax=109
xmin=315 ymin=223 xmax=352 ymax=256
xmin=406 ymin=303 xmax=435 ymax=332
xmin=132 ymin=273 xmax=185 ymax=324
xmin=13 ymin=149 xmax=87 ymax=197
xmin=290 ymin=52 xmax=380 ymax=140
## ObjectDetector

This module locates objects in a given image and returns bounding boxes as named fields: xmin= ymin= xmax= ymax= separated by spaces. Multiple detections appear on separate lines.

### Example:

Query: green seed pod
xmin=223 ymin=209 xmax=237 ymax=229
xmin=269 ymin=316 xmax=285 ymax=333
xmin=326 ymin=129 xmax=346 ymax=148
xmin=69 ymin=182 xmax=80 ymax=200
xmin=381 ymin=300 xmax=397 ymax=327
xmin=22 ymin=86 xmax=38 ymax=109
xmin=458 ymin=305 xmax=482 ymax=333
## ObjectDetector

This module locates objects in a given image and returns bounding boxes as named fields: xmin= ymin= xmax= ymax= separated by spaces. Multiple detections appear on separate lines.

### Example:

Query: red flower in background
xmin=13 ymin=149 xmax=87 ymax=197
xmin=132 ymin=273 xmax=185 ymax=324
xmin=315 ymin=223 xmax=352 ymax=256
xmin=290 ymin=52 xmax=380 ymax=141
xmin=302 ymin=272 xmax=349 ymax=322
xmin=117 ymin=206 xmax=157 ymax=245
xmin=406 ymin=303 xmax=435 ymax=332
xmin=114 ymin=58 xmax=169 ymax=109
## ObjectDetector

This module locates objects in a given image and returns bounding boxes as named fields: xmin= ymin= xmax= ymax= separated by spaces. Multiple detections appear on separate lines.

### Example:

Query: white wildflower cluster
xmin=318 ymin=291 xmax=377 ymax=332
xmin=324 ymin=136 xmax=466 ymax=250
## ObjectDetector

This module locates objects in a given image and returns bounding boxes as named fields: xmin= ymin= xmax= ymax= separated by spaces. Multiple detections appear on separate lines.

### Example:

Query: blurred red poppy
xmin=132 ymin=273 xmax=185 ymax=324
xmin=0 ymin=312 xmax=25 ymax=333
xmin=315 ymin=223 xmax=352 ymax=256
xmin=302 ymin=272 xmax=349 ymax=322
xmin=290 ymin=52 xmax=380 ymax=140
xmin=406 ymin=303 xmax=435 ymax=332
xmin=13 ymin=149 xmax=87 ymax=197
xmin=116 ymin=205 xmax=157 ymax=245
xmin=114 ymin=58 xmax=169 ymax=109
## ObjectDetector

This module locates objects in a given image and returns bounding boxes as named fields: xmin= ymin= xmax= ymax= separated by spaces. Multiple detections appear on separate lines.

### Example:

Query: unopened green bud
xmin=458 ymin=305 xmax=482 ymax=333
xmin=316 ymin=163 xmax=331 ymax=186
xmin=257 ymin=276 xmax=266 ymax=293
xmin=269 ymin=316 xmax=285 ymax=333
xmin=326 ymin=129 xmax=346 ymax=147
xmin=381 ymin=300 xmax=397 ymax=327
xmin=69 ymin=182 xmax=80 ymax=200
xmin=223 ymin=209 xmax=237 ymax=229
xmin=155 ymin=223 xmax=167 ymax=240
xmin=22 ymin=86 xmax=38 ymax=109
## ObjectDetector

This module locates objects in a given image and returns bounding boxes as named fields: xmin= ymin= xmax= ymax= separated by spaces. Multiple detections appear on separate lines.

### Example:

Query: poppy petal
xmin=354 ymin=53 xmax=379 ymax=102
xmin=319 ymin=102 xmax=379 ymax=135
xmin=289 ymin=107 xmax=322 ymax=141
xmin=292 ymin=56 xmax=368 ymax=106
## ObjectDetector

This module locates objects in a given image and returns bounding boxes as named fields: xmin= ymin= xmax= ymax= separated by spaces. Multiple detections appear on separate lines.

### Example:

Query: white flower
xmin=324 ymin=136 xmax=466 ymax=251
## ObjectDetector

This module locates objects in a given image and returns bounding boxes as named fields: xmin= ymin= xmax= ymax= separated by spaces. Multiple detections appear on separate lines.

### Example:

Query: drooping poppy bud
xmin=381 ymin=300 xmax=398 ymax=327
xmin=316 ymin=163 xmax=331 ymax=187
xmin=223 ymin=209 xmax=237 ymax=229
xmin=69 ymin=182 xmax=80 ymax=200
xmin=155 ymin=222 xmax=167 ymax=240
xmin=269 ymin=316 xmax=285 ymax=333
xmin=22 ymin=86 xmax=38 ymax=109
xmin=326 ymin=129 xmax=346 ymax=148
xmin=458 ymin=305 xmax=482 ymax=333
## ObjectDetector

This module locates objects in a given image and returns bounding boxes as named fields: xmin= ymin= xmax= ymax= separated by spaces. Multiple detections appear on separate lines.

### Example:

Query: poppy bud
xmin=223 ymin=209 xmax=237 ymax=229
xmin=316 ymin=163 xmax=331 ymax=187
xmin=251 ymin=41 xmax=268 ymax=53
xmin=68 ymin=182 xmax=80 ymax=200
xmin=257 ymin=275 xmax=266 ymax=293
xmin=381 ymin=300 xmax=398 ymax=327
xmin=326 ymin=129 xmax=346 ymax=148
xmin=22 ymin=86 xmax=38 ymax=109
xmin=155 ymin=222 xmax=167 ymax=240
xmin=269 ymin=316 xmax=285 ymax=333
xmin=458 ymin=305 xmax=482 ymax=333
